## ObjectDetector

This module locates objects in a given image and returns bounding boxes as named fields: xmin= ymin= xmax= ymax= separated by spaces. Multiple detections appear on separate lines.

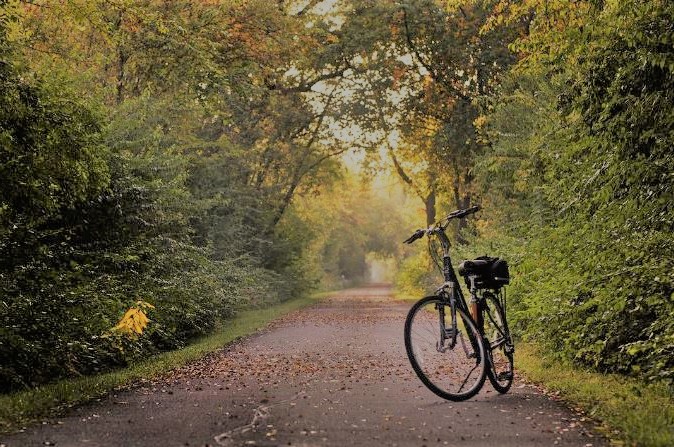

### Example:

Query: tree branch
xmin=305 ymin=146 xmax=349 ymax=173
xmin=387 ymin=144 xmax=426 ymax=201
xmin=267 ymin=67 xmax=348 ymax=94
xmin=400 ymin=6 xmax=471 ymax=103
xmin=269 ymin=83 xmax=341 ymax=227
xmin=295 ymin=0 xmax=322 ymax=17
xmin=401 ymin=6 xmax=440 ymax=83
xmin=458 ymin=6 xmax=468 ymax=20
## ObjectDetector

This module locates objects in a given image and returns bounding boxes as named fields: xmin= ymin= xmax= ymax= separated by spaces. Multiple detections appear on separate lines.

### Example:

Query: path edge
xmin=0 ymin=291 xmax=333 ymax=435
xmin=517 ymin=342 xmax=674 ymax=447
xmin=395 ymin=290 xmax=673 ymax=447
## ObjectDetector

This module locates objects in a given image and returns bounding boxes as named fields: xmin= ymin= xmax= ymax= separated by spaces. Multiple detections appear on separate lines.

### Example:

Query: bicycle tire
xmin=404 ymin=296 xmax=487 ymax=401
xmin=483 ymin=293 xmax=514 ymax=393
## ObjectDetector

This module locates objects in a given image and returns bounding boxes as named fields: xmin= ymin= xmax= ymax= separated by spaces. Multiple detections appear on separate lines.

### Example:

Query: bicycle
xmin=402 ymin=205 xmax=514 ymax=401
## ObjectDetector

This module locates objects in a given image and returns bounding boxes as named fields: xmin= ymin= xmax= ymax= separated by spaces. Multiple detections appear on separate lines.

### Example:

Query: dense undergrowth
xmin=0 ymin=0 xmax=345 ymax=392
xmin=0 ymin=54 xmax=306 ymax=391
xmin=397 ymin=0 xmax=673 ymax=388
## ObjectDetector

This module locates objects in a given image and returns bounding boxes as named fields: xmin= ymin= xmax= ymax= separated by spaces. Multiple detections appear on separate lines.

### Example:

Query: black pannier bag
xmin=458 ymin=256 xmax=510 ymax=289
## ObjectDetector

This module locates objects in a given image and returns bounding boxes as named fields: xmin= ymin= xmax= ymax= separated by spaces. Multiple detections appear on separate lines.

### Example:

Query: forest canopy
xmin=0 ymin=0 xmax=672 ymax=392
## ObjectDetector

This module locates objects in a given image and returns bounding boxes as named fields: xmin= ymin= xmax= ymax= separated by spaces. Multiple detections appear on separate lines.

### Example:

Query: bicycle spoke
xmin=404 ymin=297 xmax=487 ymax=401
xmin=457 ymin=362 xmax=480 ymax=393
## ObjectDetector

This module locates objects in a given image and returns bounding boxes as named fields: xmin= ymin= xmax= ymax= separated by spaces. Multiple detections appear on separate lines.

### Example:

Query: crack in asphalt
xmin=213 ymin=391 xmax=306 ymax=446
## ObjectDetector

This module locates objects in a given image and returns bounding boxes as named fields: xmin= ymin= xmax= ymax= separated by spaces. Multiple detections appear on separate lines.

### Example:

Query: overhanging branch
xmin=400 ymin=6 xmax=471 ymax=103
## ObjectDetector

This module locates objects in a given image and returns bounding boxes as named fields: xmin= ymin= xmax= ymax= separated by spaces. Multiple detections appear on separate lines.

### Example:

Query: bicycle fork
xmin=435 ymin=302 xmax=456 ymax=352
xmin=435 ymin=301 xmax=475 ymax=359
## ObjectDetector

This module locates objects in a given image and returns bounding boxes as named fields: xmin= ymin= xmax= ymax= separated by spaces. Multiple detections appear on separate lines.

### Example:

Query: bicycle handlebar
xmin=403 ymin=229 xmax=426 ymax=244
xmin=445 ymin=205 xmax=480 ymax=220
xmin=403 ymin=205 xmax=480 ymax=244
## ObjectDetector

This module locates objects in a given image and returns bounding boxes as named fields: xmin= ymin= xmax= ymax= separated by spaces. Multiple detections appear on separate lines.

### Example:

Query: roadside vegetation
xmin=0 ymin=292 xmax=327 ymax=433
xmin=1 ymin=0 xmax=671 ymax=444
xmin=0 ymin=0 xmax=405 ymax=393
xmin=392 ymin=0 xmax=673 ymax=390
xmin=516 ymin=344 xmax=674 ymax=447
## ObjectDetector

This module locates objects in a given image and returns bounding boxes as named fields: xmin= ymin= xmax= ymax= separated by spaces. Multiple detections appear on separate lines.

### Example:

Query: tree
xmin=479 ymin=0 xmax=674 ymax=382
xmin=311 ymin=0 xmax=516 ymax=237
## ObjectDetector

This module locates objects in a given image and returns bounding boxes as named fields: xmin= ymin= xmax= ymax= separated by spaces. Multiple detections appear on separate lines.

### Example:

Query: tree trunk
xmin=451 ymin=167 xmax=473 ymax=244
xmin=452 ymin=177 xmax=468 ymax=244
xmin=116 ymin=48 xmax=127 ymax=105
xmin=114 ymin=11 xmax=127 ymax=105
xmin=424 ymin=187 xmax=436 ymax=226
xmin=271 ymin=177 xmax=299 ymax=228
xmin=457 ymin=193 xmax=471 ymax=241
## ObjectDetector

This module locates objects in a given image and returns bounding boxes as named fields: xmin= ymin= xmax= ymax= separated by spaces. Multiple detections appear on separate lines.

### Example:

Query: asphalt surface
xmin=2 ymin=285 xmax=606 ymax=446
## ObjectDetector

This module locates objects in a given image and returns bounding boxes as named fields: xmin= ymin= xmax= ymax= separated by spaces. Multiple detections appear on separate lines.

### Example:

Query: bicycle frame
xmin=431 ymin=224 xmax=469 ymax=311
xmin=430 ymin=224 xmax=480 ymax=350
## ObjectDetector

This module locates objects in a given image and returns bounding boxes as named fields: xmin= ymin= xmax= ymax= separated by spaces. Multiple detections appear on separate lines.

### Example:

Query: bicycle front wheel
xmin=404 ymin=296 xmax=487 ymax=401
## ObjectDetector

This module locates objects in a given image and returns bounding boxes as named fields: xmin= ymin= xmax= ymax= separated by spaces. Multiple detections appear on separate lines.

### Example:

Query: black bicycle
xmin=403 ymin=206 xmax=514 ymax=401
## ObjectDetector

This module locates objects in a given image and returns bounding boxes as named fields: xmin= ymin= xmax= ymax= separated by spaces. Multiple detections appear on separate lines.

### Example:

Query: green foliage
xmin=394 ymin=250 xmax=437 ymax=298
xmin=517 ymin=343 xmax=674 ymax=447
xmin=0 ymin=50 xmax=114 ymax=389
xmin=475 ymin=0 xmax=674 ymax=385
xmin=293 ymin=175 xmax=412 ymax=289
xmin=0 ymin=0 xmax=343 ymax=392
xmin=0 ymin=71 xmax=109 ymax=233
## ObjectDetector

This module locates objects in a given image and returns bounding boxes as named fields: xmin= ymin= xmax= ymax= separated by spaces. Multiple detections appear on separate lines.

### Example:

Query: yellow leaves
xmin=392 ymin=66 xmax=405 ymax=90
xmin=156 ymin=21 xmax=169 ymax=36
xmin=473 ymin=114 xmax=487 ymax=130
xmin=390 ymin=23 xmax=399 ymax=40
xmin=479 ymin=0 xmax=597 ymax=74
xmin=420 ymin=116 xmax=439 ymax=137
xmin=109 ymin=301 xmax=155 ymax=338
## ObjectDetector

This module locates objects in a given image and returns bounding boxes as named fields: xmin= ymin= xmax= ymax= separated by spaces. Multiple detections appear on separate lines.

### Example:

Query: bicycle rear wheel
xmin=404 ymin=296 xmax=487 ymax=401
xmin=483 ymin=292 xmax=514 ymax=393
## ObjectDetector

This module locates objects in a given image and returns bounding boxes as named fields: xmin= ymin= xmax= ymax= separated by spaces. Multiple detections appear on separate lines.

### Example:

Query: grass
xmin=516 ymin=343 xmax=674 ymax=447
xmin=0 ymin=292 xmax=328 ymax=435
xmin=395 ymin=288 xmax=673 ymax=446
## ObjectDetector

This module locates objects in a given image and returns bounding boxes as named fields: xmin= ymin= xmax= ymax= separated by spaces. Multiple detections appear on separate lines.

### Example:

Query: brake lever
xmin=403 ymin=229 xmax=425 ymax=244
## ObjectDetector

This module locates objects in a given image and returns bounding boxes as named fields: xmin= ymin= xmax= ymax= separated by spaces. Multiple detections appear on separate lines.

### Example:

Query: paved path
xmin=2 ymin=286 xmax=605 ymax=446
